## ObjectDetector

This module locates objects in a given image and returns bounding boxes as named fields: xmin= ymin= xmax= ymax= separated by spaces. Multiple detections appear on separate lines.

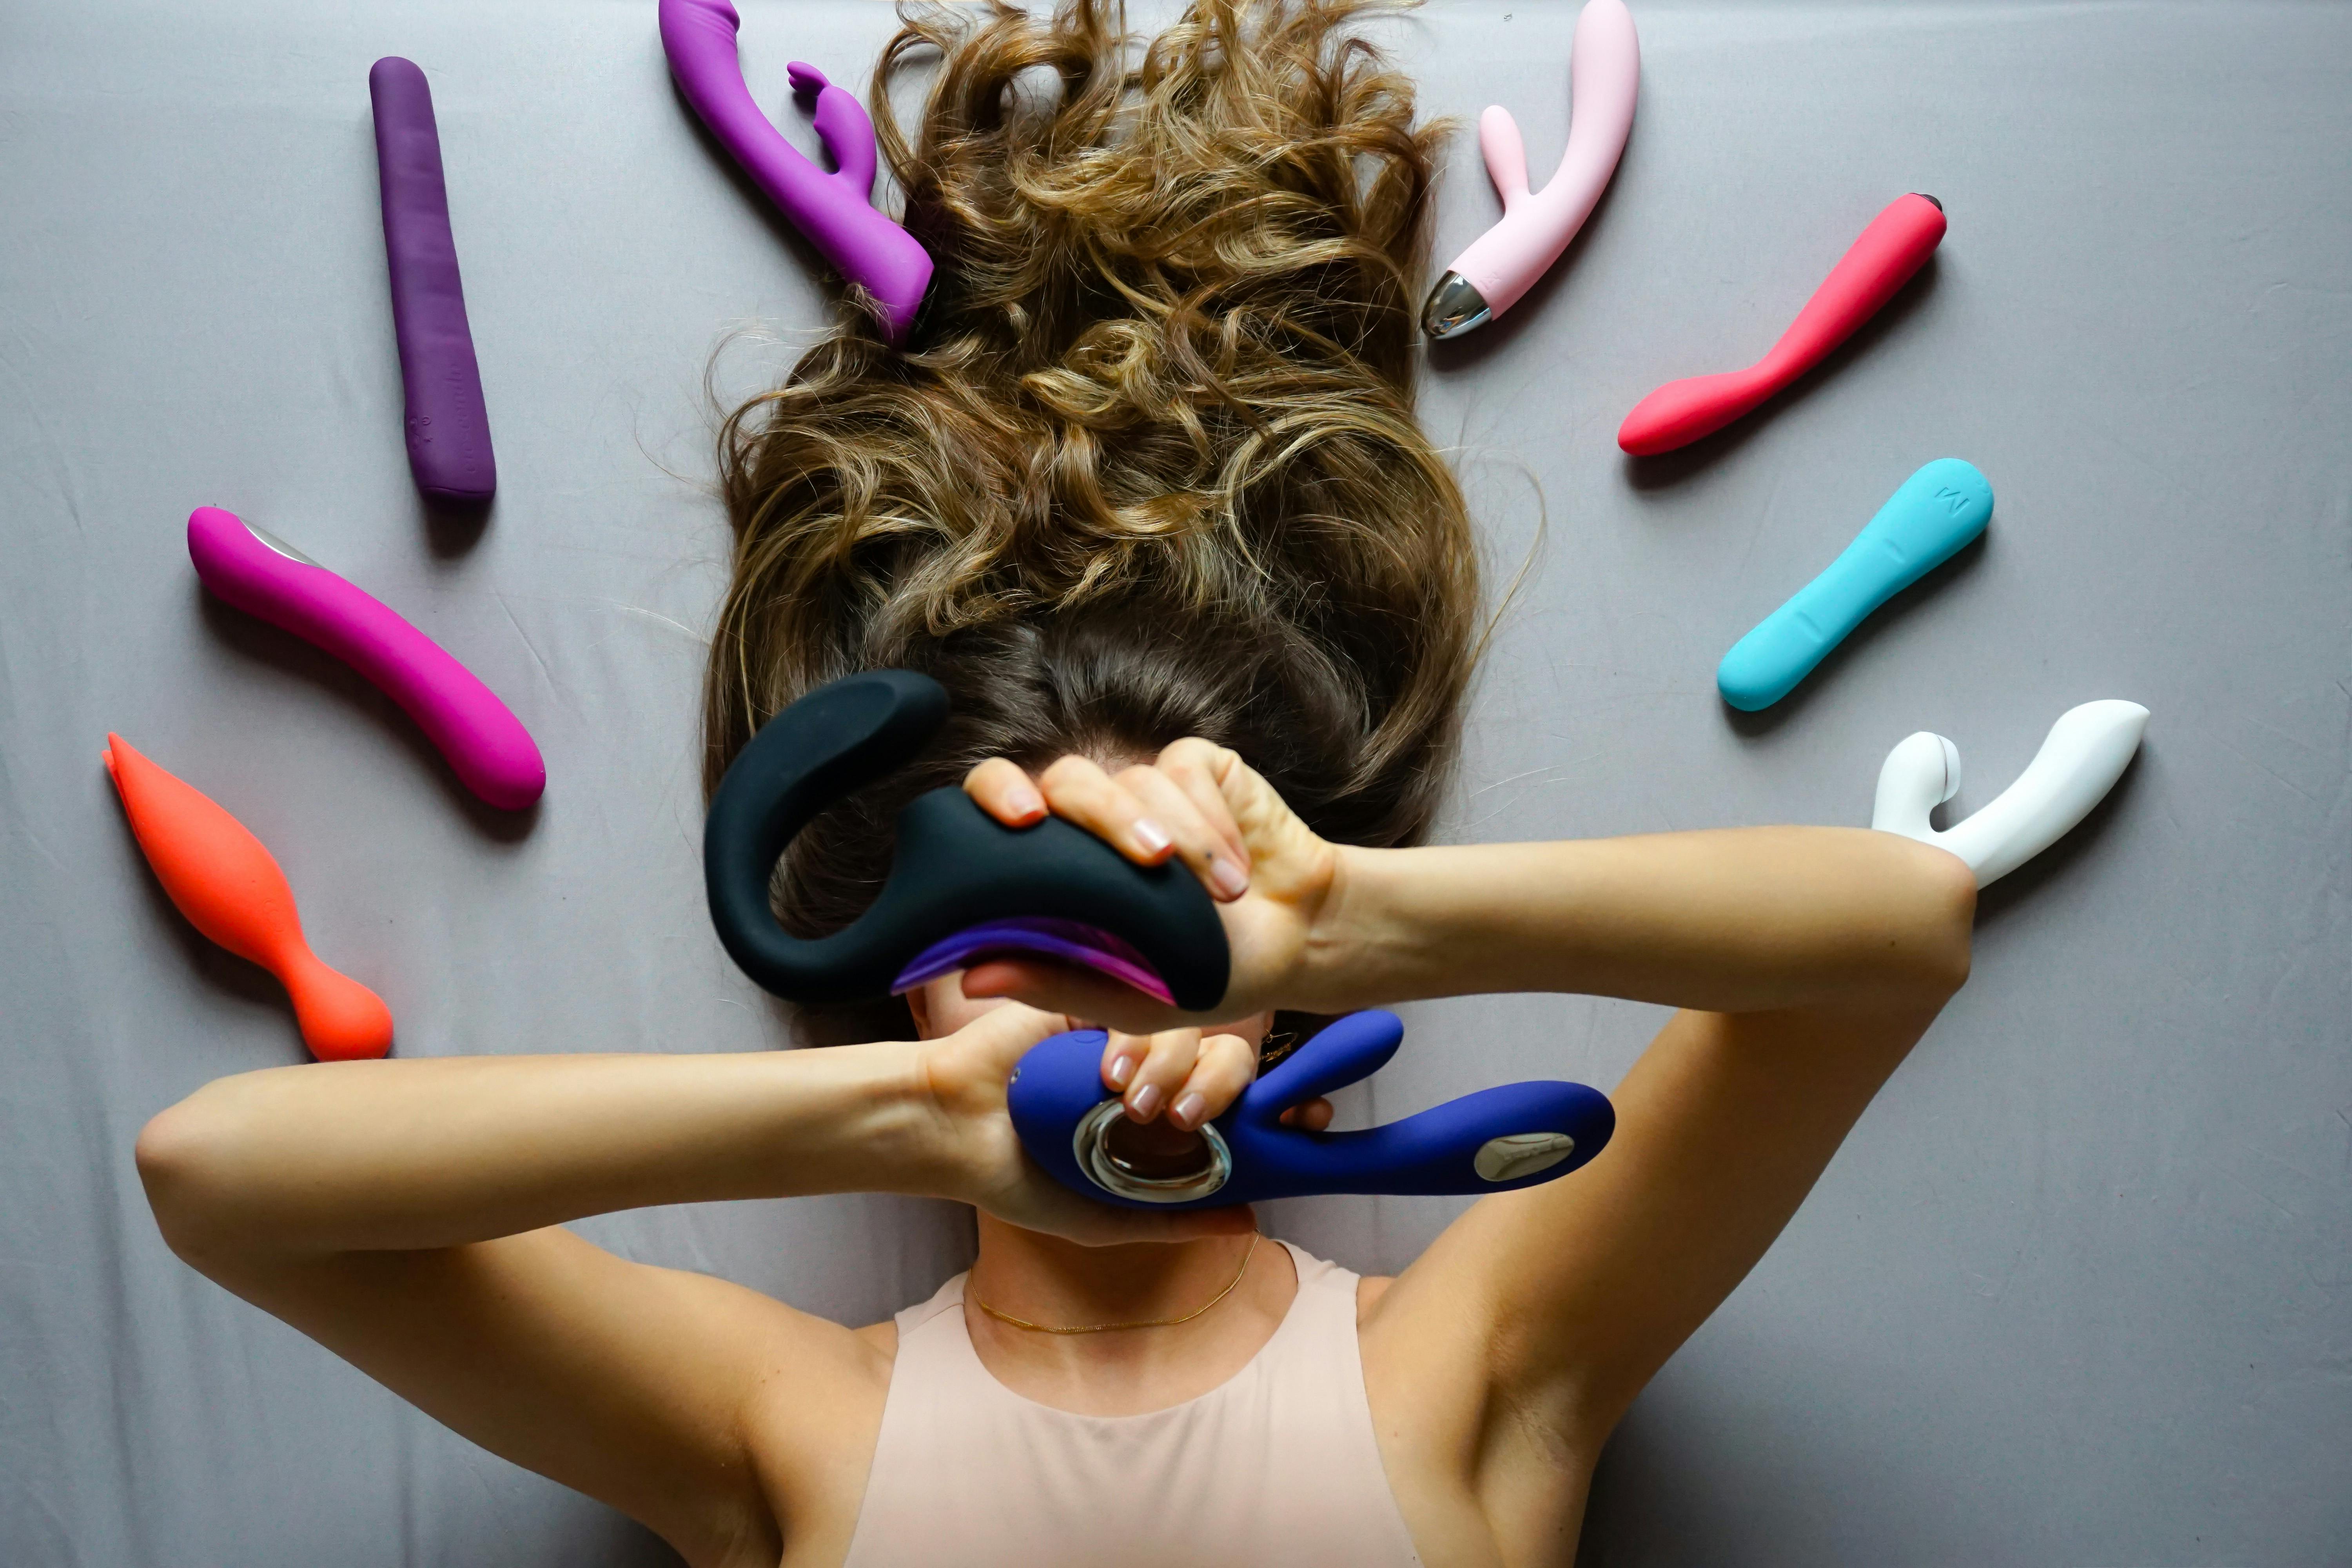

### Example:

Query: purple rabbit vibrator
xmin=660 ymin=0 xmax=934 ymax=341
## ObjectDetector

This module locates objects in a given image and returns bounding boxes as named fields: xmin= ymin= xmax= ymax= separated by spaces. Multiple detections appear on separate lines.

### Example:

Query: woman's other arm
xmin=140 ymin=1044 xmax=933 ymax=1566
xmin=1318 ymin=826 xmax=1972 ymax=1014
xmin=145 ymin=1044 xmax=939 ymax=1259
xmin=1351 ymin=835 xmax=1973 ymax=1562
xmin=136 ymin=1007 xmax=1241 ymax=1566
xmin=960 ymin=740 xmax=1970 ymax=1025
xmin=962 ymin=742 xmax=1975 ymax=1561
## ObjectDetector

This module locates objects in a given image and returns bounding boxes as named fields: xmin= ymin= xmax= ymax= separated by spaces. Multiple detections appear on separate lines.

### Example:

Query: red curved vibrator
xmin=105 ymin=734 xmax=394 ymax=1061
xmin=1617 ymin=193 xmax=1946 ymax=457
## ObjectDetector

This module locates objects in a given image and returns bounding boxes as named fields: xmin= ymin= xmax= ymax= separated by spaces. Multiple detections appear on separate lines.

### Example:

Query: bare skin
xmin=136 ymin=739 xmax=1975 ymax=1568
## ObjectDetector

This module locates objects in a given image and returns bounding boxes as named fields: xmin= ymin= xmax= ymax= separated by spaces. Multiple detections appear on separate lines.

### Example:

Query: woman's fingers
xmin=1096 ymin=1029 xmax=1259 ymax=1130
xmin=1035 ymin=754 xmax=1180 ymax=865
xmin=1113 ymin=762 xmax=1250 ymax=901
xmin=1116 ymin=1028 xmax=1202 ymax=1123
xmin=1165 ymin=1032 xmax=1257 ymax=1131
xmin=953 ymin=997 xmax=1074 ymax=1068
xmin=1098 ymin=1031 xmax=1143 ymax=1095
xmin=963 ymin=757 xmax=1047 ymax=826
xmin=960 ymin=750 xmax=1251 ymax=904
xmin=1277 ymin=1098 xmax=1335 ymax=1131
xmin=1155 ymin=739 xmax=1250 ymax=870
xmin=958 ymin=736 xmax=1341 ymax=1027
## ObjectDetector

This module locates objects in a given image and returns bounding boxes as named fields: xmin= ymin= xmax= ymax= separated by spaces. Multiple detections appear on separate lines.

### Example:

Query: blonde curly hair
xmin=703 ymin=0 xmax=1480 ymax=939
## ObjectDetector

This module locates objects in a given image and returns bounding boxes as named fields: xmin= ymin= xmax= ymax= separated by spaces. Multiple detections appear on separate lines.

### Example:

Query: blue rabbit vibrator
xmin=1008 ymin=1011 xmax=1615 ymax=1210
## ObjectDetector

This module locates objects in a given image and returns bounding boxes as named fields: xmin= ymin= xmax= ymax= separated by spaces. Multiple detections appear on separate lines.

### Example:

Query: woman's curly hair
xmin=703 ymin=0 xmax=1480 ymax=942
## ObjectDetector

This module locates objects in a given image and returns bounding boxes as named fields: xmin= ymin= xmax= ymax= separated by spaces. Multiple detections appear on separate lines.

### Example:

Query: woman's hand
xmin=1091 ymin=1020 xmax=1336 ymax=1135
xmin=913 ymin=1002 xmax=1259 ymax=1246
xmin=959 ymin=739 xmax=1345 ymax=1032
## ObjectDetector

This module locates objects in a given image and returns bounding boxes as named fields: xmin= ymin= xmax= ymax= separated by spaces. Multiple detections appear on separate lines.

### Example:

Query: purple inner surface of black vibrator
xmin=890 ymin=917 xmax=1174 ymax=1004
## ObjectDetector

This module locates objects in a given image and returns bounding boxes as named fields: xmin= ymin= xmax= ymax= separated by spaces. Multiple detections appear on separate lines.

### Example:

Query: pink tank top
xmin=840 ymin=1241 xmax=1424 ymax=1568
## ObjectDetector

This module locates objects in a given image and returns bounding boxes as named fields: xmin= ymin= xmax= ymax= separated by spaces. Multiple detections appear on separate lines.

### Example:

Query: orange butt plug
xmin=105 ymin=734 xmax=393 ymax=1061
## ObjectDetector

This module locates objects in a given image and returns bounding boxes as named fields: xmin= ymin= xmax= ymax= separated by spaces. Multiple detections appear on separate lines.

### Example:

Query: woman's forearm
xmin=1310 ymin=826 xmax=1974 ymax=1015
xmin=136 ymin=1043 xmax=940 ymax=1261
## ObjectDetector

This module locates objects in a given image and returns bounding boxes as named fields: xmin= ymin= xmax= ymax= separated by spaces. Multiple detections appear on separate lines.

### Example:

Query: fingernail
xmin=1129 ymin=1083 xmax=1163 ymax=1121
xmin=1107 ymin=1053 xmax=1137 ymax=1089
xmin=1171 ymin=1092 xmax=1206 ymax=1129
xmin=1132 ymin=818 xmax=1173 ymax=856
xmin=1208 ymin=854 xmax=1250 ymax=900
xmin=1006 ymin=784 xmax=1046 ymax=821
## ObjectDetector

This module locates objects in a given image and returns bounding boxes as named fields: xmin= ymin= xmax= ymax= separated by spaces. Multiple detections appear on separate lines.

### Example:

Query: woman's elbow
xmin=135 ymin=1088 xmax=256 ymax=1269
xmin=1889 ymin=838 xmax=1976 ymax=1002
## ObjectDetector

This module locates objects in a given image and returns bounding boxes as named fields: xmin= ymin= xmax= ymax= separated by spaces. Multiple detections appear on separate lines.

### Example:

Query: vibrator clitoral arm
xmin=369 ymin=58 xmax=496 ymax=503
xmin=187 ymin=507 xmax=545 ymax=811
xmin=659 ymin=0 xmax=934 ymax=342
xmin=705 ymin=671 xmax=1230 ymax=1011
xmin=1618 ymin=192 xmax=1947 ymax=456
xmin=1422 ymin=0 xmax=1639 ymax=341
xmin=1009 ymin=1010 xmax=1614 ymax=1209
xmin=105 ymin=735 xmax=394 ymax=1061
xmin=1871 ymin=701 xmax=2149 ymax=886
xmin=1717 ymin=458 xmax=1993 ymax=712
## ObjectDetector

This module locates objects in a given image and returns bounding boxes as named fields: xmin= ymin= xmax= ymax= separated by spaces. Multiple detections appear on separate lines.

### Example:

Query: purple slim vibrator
xmin=369 ymin=57 xmax=497 ymax=502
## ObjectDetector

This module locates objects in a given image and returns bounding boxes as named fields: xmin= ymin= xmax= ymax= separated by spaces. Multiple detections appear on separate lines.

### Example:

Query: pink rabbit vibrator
xmin=1423 ymin=0 xmax=1640 ymax=340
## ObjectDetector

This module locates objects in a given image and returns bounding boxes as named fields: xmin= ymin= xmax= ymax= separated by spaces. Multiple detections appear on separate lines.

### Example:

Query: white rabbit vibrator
xmin=1872 ymin=701 xmax=2149 ymax=886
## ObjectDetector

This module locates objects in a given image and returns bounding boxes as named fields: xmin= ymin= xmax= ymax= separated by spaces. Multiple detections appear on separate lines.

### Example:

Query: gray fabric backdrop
xmin=3 ymin=1 xmax=2345 ymax=1562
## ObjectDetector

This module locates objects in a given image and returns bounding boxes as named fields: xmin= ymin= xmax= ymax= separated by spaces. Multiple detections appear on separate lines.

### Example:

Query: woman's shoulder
xmin=841 ymin=1264 xmax=973 ymax=1371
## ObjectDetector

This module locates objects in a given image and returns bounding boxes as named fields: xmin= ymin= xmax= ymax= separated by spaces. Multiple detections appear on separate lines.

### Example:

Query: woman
xmin=135 ymin=3 xmax=1977 ymax=1564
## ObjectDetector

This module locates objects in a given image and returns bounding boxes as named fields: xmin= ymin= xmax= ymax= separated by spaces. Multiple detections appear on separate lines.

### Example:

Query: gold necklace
xmin=971 ymin=1235 xmax=1261 ymax=1336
